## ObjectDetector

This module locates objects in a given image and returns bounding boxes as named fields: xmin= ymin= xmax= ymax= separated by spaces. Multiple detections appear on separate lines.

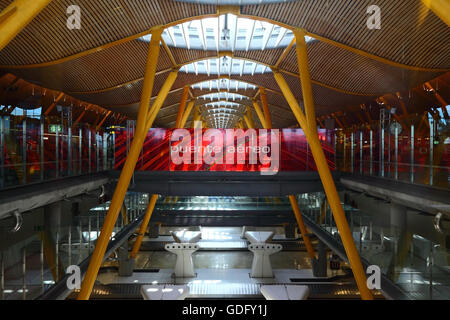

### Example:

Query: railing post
xmin=88 ymin=129 xmax=91 ymax=173
xmin=360 ymin=131 xmax=363 ymax=174
xmin=395 ymin=125 xmax=398 ymax=180
xmin=410 ymin=124 xmax=414 ymax=183
xmin=40 ymin=117 xmax=44 ymax=181
xmin=429 ymin=117 xmax=434 ymax=186
xmin=370 ymin=129 xmax=373 ymax=175
xmin=351 ymin=131 xmax=354 ymax=173
xmin=68 ymin=124 xmax=72 ymax=176
xmin=78 ymin=127 xmax=82 ymax=174
xmin=0 ymin=116 xmax=4 ymax=188
xmin=55 ymin=124 xmax=59 ymax=179
xmin=22 ymin=115 xmax=26 ymax=184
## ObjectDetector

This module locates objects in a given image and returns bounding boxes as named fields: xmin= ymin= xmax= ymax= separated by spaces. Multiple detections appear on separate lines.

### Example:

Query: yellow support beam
xmin=130 ymin=194 xmax=159 ymax=258
xmin=120 ymin=203 xmax=129 ymax=225
xmin=191 ymin=106 xmax=199 ymax=128
xmin=274 ymin=38 xmax=296 ymax=68
xmin=294 ymin=29 xmax=317 ymax=135
xmin=259 ymin=87 xmax=272 ymax=129
xmin=273 ymin=71 xmax=373 ymax=300
xmin=421 ymin=0 xmax=450 ymax=26
xmin=174 ymin=86 xmax=190 ymax=128
xmin=252 ymin=99 xmax=267 ymax=129
xmin=0 ymin=0 xmax=52 ymax=51
xmin=243 ymin=114 xmax=253 ymax=129
xmin=73 ymin=107 xmax=88 ymax=128
xmin=145 ymin=69 xmax=179 ymax=130
xmin=288 ymin=195 xmax=316 ymax=260
xmin=96 ymin=110 xmax=112 ymax=131
xmin=43 ymin=92 xmax=64 ymax=116
xmin=77 ymin=27 xmax=163 ymax=300
xmin=180 ymin=99 xmax=195 ymax=128
xmin=425 ymin=82 xmax=450 ymax=118
xmin=246 ymin=106 xmax=255 ymax=128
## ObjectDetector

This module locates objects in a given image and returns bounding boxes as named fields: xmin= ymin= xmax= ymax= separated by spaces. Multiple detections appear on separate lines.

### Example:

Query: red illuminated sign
xmin=114 ymin=128 xmax=335 ymax=173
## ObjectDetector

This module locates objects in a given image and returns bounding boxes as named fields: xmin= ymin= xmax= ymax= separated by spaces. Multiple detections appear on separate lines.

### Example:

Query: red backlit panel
xmin=114 ymin=128 xmax=335 ymax=172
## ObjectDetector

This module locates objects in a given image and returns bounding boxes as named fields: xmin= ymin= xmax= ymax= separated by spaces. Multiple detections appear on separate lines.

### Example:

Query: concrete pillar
xmin=248 ymin=243 xmax=282 ymax=278
xmin=312 ymin=240 xmax=328 ymax=277
xmin=148 ymin=223 xmax=160 ymax=238
xmin=44 ymin=201 xmax=62 ymax=240
xmin=118 ymin=241 xmax=134 ymax=276
xmin=285 ymin=223 xmax=296 ymax=239
xmin=390 ymin=203 xmax=407 ymax=230
xmin=165 ymin=243 xmax=199 ymax=278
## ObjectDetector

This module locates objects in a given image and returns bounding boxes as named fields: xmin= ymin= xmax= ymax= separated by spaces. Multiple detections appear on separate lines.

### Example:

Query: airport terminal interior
xmin=0 ymin=0 xmax=449 ymax=302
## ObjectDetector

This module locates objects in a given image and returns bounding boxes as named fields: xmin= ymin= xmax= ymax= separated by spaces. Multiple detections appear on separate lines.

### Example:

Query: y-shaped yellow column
xmin=274 ymin=70 xmax=373 ymax=300
xmin=77 ymin=27 xmax=166 ymax=300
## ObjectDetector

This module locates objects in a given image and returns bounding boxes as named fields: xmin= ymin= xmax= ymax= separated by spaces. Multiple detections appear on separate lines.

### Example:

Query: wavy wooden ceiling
xmin=0 ymin=0 xmax=448 ymax=128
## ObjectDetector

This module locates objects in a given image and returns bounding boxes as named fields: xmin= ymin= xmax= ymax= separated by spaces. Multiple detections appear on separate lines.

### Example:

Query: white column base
xmin=260 ymin=285 xmax=309 ymax=300
xmin=165 ymin=243 xmax=199 ymax=278
xmin=248 ymin=243 xmax=282 ymax=278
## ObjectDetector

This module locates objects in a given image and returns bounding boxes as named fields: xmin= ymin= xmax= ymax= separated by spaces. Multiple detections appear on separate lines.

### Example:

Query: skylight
xmin=140 ymin=14 xmax=313 ymax=52
xmin=202 ymin=101 xmax=245 ymax=110
xmin=176 ymin=0 xmax=299 ymax=4
xmin=198 ymin=91 xmax=249 ymax=101
xmin=192 ymin=79 xmax=257 ymax=91
xmin=200 ymin=101 xmax=246 ymax=129
xmin=203 ymin=111 xmax=241 ymax=129
xmin=181 ymin=57 xmax=269 ymax=75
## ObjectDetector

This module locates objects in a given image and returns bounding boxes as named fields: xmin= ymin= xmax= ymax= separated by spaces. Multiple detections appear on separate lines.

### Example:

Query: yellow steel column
xmin=130 ymin=194 xmax=159 ymax=258
xmin=73 ymin=107 xmax=89 ymax=128
xmin=246 ymin=106 xmax=255 ymax=128
xmin=0 ymin=0 xmax=52 ymax=51
xmin=120 ymin=203 xmax=129 ymax=225
xmin=294 ymin=29 xmax=317 ymax=134
xmin=425 ymin=82 xmax=450 ymax=118
xmin=133 ymin=92 xmax=191 ymax=259
xmin=191 ymin=106 xmax=199 ymax=128
xmin=44 ymin=92 xmax=64 ymax=116
xmin=288 ymin=30 xmax=320 ymax=252
xmin=288 ymin=195 xmax=316 ymax=260
xmin=259 ymin=87 xmax=272 ymax=128
xmin=145 ymin=69 xmax=179 ymax=130
xmin=273 ymin=71 xmax=373 ymax=300
xmin=252 ymin=99 xmax=267 ymax=129
xmin=96 ymin=111 xmax=112 ymax=131
xmin=77 ymin=27 xmax=163 ymax=300
xmin=243 ymin=114 xmax=253 ymax=129
xmin=421 ymin=0 xmax=450 ymax=26
xmin=180 ymin=99 xmax=195 ymax=128
xmin=175 ymin=86 xmax=190 ymax=128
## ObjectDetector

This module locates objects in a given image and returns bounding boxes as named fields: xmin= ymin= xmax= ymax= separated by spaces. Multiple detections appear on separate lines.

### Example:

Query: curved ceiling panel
xmin=2 ymin=39 xmax=442 ymax=100
xmin=0 ymin=0 xmax=447 ymax=70
xmin=242 ymin=0 xmax=450 ymax=69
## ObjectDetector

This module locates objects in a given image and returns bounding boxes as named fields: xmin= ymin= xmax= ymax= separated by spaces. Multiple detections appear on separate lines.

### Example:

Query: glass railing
xmin=296 ymin=192 xmax=450 ymax=300
xmin=333 ymin=113 xmax=450 ymax=189
xmin=0 ymin=114 xmax=116 ymax=190
xmin=156 ymin=196 xmax=293 ymax=211
xmin=0 ymin=191 xmax=149 ymax=300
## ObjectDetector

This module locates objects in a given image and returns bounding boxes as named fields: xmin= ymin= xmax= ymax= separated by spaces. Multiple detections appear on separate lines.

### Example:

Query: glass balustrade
xmin=296 ymin=191 xmax=450 ymax=300
xmin=0 ymin=192 xmax=149 ymax=300
xmin=0 ymin=112 xmax=117 ymax=190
